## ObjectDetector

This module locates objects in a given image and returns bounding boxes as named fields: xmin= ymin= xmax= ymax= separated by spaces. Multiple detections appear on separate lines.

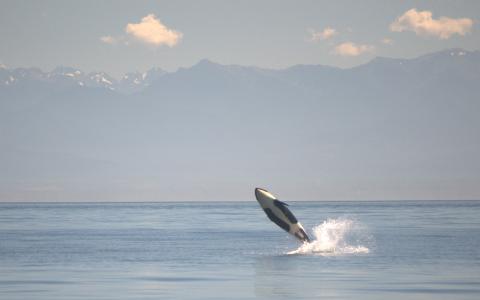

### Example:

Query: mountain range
xmin=1 ymin=48 xmax=479 ymax=201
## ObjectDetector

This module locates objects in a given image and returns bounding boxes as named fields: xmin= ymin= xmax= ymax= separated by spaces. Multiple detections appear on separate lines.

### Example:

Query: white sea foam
xmin=288 ymin=218 xmax=371 ymax=256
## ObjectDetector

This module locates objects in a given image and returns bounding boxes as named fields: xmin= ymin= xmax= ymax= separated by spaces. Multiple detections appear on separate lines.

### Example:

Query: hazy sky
xmin=1 ymin=0 xmax=479 ymax=77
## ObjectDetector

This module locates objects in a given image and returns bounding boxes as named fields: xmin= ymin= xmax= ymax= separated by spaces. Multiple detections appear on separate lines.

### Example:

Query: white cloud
xmin=390 ymin=8 xmax=473 ymax=39
xmin=382 ymin=38 xmax=394 ymax=45
xmin=125 ymin=14 xmax=182 ymax=47
xmin=308 ymin=27 xmax=337 ymax=42
xmin=100 ymin=35 xmax=117 ymax=44
xmin=332 ymin=42 xmax=374 ymax=56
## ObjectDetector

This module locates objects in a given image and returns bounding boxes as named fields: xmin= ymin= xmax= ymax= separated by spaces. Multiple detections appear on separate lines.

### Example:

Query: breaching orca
xmin=255 ymin=188 xmax=310 ymax=243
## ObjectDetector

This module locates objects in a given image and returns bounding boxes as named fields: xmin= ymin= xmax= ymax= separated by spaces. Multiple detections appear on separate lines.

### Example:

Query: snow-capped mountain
xmin=2 ymin=48 xmax=477 ymax=96
xmin=49 ymin=66 xmax=84 ymax=79
xmin=84 ymin=72 xmax=117 ymax=90
xmin=0 ymin=66 xmax=166 ymax=93
xmin=118 ymin=67 xmax=166 ymax=94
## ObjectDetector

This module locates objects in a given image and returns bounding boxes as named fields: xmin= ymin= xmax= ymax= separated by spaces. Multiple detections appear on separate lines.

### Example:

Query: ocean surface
xmin=1 ymin=201 xmax=479 ymax=299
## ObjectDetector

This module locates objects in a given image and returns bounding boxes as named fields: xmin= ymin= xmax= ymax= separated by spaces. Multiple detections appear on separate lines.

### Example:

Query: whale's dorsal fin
xmin=274 ymin=199 xmax=289 ymax=206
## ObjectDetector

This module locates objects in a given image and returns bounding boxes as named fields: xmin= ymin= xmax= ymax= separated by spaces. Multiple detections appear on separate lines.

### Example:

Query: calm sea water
xmin=1 ymin=201 xmax=479 ymax=299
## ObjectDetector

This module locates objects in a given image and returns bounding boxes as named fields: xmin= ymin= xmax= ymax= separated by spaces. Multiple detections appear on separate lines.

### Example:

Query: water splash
xmin=288 ymin=218 xmax=371 ymax=256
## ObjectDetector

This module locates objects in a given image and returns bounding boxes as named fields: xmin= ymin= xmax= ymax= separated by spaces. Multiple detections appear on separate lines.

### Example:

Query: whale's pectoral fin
xmin=263 ymin=208 xmax=291 ymax=232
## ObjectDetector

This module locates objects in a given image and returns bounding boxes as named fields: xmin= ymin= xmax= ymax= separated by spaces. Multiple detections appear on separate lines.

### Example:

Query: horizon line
xmin=1 ymin=199 xmax=479 ymax=204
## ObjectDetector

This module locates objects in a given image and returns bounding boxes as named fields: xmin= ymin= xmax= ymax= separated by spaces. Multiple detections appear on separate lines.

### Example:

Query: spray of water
xmin=288 ymin=218 xmax=371 ymax=256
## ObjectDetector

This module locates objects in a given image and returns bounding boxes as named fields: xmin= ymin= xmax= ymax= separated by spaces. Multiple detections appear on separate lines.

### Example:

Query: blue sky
xmin=1 ymin=0 xmax=479 ymax=77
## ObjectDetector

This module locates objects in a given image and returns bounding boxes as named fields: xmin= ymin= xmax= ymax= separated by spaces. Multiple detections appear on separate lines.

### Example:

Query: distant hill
xmin=1 ymin=49 xmax=479 ymax=201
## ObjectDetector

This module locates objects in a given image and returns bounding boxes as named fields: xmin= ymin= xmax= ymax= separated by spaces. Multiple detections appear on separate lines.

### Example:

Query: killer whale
xmin=255 ymin=188 xmax=310 ymax=243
